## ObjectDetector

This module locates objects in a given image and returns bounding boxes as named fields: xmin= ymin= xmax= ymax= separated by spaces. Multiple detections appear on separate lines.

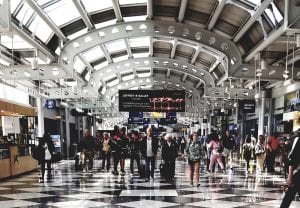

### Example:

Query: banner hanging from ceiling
xmin=119 ymin=90 xmax=185 ymax=112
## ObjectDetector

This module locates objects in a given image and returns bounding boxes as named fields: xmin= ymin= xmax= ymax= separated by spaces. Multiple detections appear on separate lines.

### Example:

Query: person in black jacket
xmin=140 ymin=127 xmax=158 ymax=181
xmin=129 ymin=130 xmax=141 ymax=175
xmin=221 ymin=130 xmax=235 ymax=170
xmin=162 ymin=133 xmax=178 ymax=181
xmin=280 ymin=120 xmax=300 ymax=208
xmin=36 ymin=133 xmax=55 ymax=182
xmin=109 ymin=125 xmax=122 ymax=175
xmin=81 ymin=129 xmax=95 ymax=171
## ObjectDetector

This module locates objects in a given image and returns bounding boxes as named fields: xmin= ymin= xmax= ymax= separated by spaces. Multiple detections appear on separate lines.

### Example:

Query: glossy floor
xmin=0 ymin=159 xmax=299 ymax=208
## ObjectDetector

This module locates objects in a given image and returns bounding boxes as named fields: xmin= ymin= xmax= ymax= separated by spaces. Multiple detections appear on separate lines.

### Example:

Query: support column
xmin=37 ymin=97 xmax=44 ymax=138
xmin=207 ymin=114 xmax=212 ymax=135
xmin=267 ymin=98 xmax=273 ymax=136
xmin=77 ymin=117 xmax=81 ymax=142
xmin=65 ymin=108 xmax=70 ymax=159
xmin=59 ymin=110 xmax=64 ymax=158
xmin=82 ymin=116 xmax=86 ymax=138
xmin=258 ymin=95 xmax=266 ymax=137
xmin=93 ymin=115 xmax=97 ymax=137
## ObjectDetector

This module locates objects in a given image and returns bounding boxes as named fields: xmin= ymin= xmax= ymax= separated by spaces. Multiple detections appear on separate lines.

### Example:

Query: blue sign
xmin=46 ymin=100 xmax=56 ymax=109
xmin=129 ymin=112 xmax=143 ymax=118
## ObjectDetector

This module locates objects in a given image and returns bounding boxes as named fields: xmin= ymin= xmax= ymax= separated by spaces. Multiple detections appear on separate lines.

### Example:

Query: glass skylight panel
xmin=73 ymin=57 xmax=86 ymax=74
xmin=94 ymin=61 xmax=108 ymax=70
xmin=10 ymin=0 xmax=22 ymax=14
xmin=105 ymin=39 xmax=126 ymax=53
xmin=28 ymin=15 xmax=53 ymax=42
xmin=122 ymin=74 xmax=134 ymax=81
xmin=16 ymin=2 xmax=34 ymax=25
xmin=113 ymin=55 xmax=129 ymax=63
xmin=43 ymin=0 xmax=80 ymax=26
xmin=67 ymin=28 xmax=88 ymax=40
xmin=129 ymin=36 xmax=150 ymax=48
xmin=123 ymin=15 xmax=147 ymax=22
xmin=0 ymin=58 xmax=10 ymax=66
xmin=0 ymin=35 xmax=32 ymax=49
xmin=106 ymin=78 xmax=119 ymax=87
xmin=82 ymin=46 xmax=104 ymax=63
xmin=84 ymin=71 xmax=91 ymax=81
xmin=264 ymin=2 xmax=283 ymax=26
xmin=81 ymin=0 xmax=113 ymax=13
xmin=133 ymin=52 xmax=149 ymax=58
xmin=119 ymin=0 xmax=147 ymax=5
xmin=246 ymin=0 xmax=261 ymax=6
xmin=25 ymin=57 xmax=47 ymax=65
xmin=95 ymin=19 xmax=117 ymax=29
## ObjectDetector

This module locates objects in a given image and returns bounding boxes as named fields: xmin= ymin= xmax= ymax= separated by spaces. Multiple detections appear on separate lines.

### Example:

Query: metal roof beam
xmin=166 ymin=68 xmax=171 ymax=78
xmin=147 ymin=0 xmax=153 ymax=20
xmin=182 ymin=73 xmax=187 ymax=82
xmin=208 ymin=0 xmax=227 ymax=30
xmin=25 ymin=0 xmax=67 ymax=42
xmin=124 ymin=38 xmax=133 ymax=58
xmin=245 ymin=24 xmax=286 ymax=62
xmin=196 ymin=80 xmax=202 ymax=88
xmin=72 ymin=0 xmax=94 ymax=30
xmin=111 ymin=0 xmax=123 ymax=22
xmin=191 ymin=45 xmax=202 ymax=64
xmin=233 ymin=0 xmax=273 ymax=43
xmin=178 ymin=0 xmax=189 ymax=23
xmin=170 ymin=38 xmax=178 ymax=59
xmin=11 ymin=23 xmax=56 ymax=62
xmin=99 ymin=44 xmax=113 ymax=63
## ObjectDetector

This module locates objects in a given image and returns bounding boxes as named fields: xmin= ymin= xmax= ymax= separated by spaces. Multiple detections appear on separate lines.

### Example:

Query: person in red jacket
xmin=266 ymin=132 xmax=279 ymax=172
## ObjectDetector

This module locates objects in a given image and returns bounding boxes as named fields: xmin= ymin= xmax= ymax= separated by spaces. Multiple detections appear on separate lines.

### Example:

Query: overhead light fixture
xmin=233 ymin=102 xmax=238 ymax=108
xmin=76 ymin=107 xmax=83 ymax=113
xmin=60 ymin=101 xmax=68 ymax=107
xmin=254 ymin=93 xmax=260 ymax=99
xmin=283 ymin=71 xmax=289 ymax=79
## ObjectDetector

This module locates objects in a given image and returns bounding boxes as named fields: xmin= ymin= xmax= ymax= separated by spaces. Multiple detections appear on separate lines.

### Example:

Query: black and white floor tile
xmin=0 ymin=159 xmax=299 ymax=207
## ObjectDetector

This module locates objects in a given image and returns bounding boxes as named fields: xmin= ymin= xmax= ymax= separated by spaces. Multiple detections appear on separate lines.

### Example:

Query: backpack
xmin=243 ymin=144 xmax=252 ymax=159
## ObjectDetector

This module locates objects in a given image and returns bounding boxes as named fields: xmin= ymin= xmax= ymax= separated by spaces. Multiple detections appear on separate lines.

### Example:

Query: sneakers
xmin=112 ymin=170 xmax=119 ymax=175
xmin=120 ymin=170 xmax=126 ymax=175
xmin=197 ymin=183 xmax=200 ymax=187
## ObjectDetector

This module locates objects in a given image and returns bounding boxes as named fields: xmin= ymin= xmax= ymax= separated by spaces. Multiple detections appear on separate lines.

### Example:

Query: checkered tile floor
xmin=0 ymin=159 xmax=299 ymax=207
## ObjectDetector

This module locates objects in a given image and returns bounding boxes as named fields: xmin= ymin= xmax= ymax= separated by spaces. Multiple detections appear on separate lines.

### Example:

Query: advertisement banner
xmin=119 ymin=90 xmax=185 ymax=112
xmin=239 ymin=100 xmax=256 ymax=113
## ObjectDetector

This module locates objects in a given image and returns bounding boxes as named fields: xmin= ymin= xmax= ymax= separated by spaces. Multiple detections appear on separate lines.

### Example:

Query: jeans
xmin=41 ymin=160 xmax=51 ymax=178
xmin=112 ymin=151 xmax=120 ymax=172
xmin=102 ymin=151 xmax=111 ymax=170
xmin=280 ymin=170 xmax=300 ymax=208
xmin=130 ymin=153 xmax=141 ymax=174
xmin=145 ymin=156 xmax=155 ymax=179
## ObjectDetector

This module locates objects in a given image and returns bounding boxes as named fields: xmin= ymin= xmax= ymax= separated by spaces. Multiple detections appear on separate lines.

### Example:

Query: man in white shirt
xmin=141 ymin=127 xmax=158 ymax=181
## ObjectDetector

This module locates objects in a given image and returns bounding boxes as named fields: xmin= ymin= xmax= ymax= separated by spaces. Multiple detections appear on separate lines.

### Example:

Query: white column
xmin=65 ymin=108 xmax=70 ymax=158
xmin=258 ymin=96 xmax=266 ymax=137
xmin=207 ymin=114 xmax=212 ymax=135
xmin=93 ymin=115 xmax=96 ymax=137
xmin=82 ymin=116 xmax=86 ymax=138
xmin=37 ymin=97 xmax=44 ymax=137
xmin=267 ymin=98 xmax=273 ymax=136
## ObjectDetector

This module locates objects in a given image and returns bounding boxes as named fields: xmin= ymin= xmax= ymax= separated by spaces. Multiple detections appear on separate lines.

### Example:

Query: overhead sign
xmin=159 ymin=117 xmax=177 ymax=125
xmin=239 ymin=100 xmax=256 ymax=113
xmin=119 ymin=90 xmax=185 ymax=112
xmin=128 ymin=117 xmax=150 ymax=124
xmin=46 ymin=100 xmax=56 ymax=109
xmin=129 ymin=112 xmax=143 ymax=118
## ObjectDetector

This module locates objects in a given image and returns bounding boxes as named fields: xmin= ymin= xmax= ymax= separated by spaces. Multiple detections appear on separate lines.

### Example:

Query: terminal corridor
xmin=0 ymin=159 xmax=298 ymax=208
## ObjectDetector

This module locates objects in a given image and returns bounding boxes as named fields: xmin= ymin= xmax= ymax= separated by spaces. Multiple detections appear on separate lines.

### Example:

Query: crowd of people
xmin=32 ymin=124 xmax=300 ymax=207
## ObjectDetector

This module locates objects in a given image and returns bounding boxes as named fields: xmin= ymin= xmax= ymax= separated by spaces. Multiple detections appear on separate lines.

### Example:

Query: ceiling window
xmin=84 ymin=71 xmax=91 ymax=81
xmin=106 ymin=76 xmax=119 ymax=87
xmin=73 ymin=56 xmax=86 ymax=74
xmin=0 ymin=35 xmax=32 ymax=49
xmin=264 ymin=2 xmax=283 ymax=26
xmin=105 ymin=39 xmax=127 ymax=53
xmin=121 ymin=71 xmax=135 ymax=81
xmin=0 ymin=58 xmax=10 ymax=66
xmin=112 ymin=55 xmax=128 ymax=63
xmin=67 ymin=28 xmax=88 ymax=40
xmin=10 ymin=0 xmax=22 ymax=14
xmin=81 ymin=0 xmax=113 ymax=13
xmin=123 ymin=15 xmax=147 ymax=22
xmin=95 ymin=19 xmax=117 ymax=29
xmin=137 ymin=68 xmax=151 ymax=78
xmin=94 ymin=61 xmax=108 ymax=70
xmin=43 ymin=0 xmax=80 ymax=27
xmin=28 ymin=15 xmax=53 ymax=42
xmin=129 ymin=36 xmax=150 ymax=48
xmin=119 ymin=0 xmax=147 ymax=5
xmin=15 ymin=2 xmax=35 ymax=25
xmin=82 ymin=46 xmax=104 ymax=63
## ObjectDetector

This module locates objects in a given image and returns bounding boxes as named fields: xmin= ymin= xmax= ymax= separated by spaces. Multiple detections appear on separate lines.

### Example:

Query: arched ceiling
xmin=0 ymin=0 xmax=300 ymax=118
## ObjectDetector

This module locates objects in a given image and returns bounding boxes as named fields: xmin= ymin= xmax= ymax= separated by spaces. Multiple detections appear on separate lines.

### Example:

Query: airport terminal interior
xmin=0 ymin=0 xmax=300 ymax=207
